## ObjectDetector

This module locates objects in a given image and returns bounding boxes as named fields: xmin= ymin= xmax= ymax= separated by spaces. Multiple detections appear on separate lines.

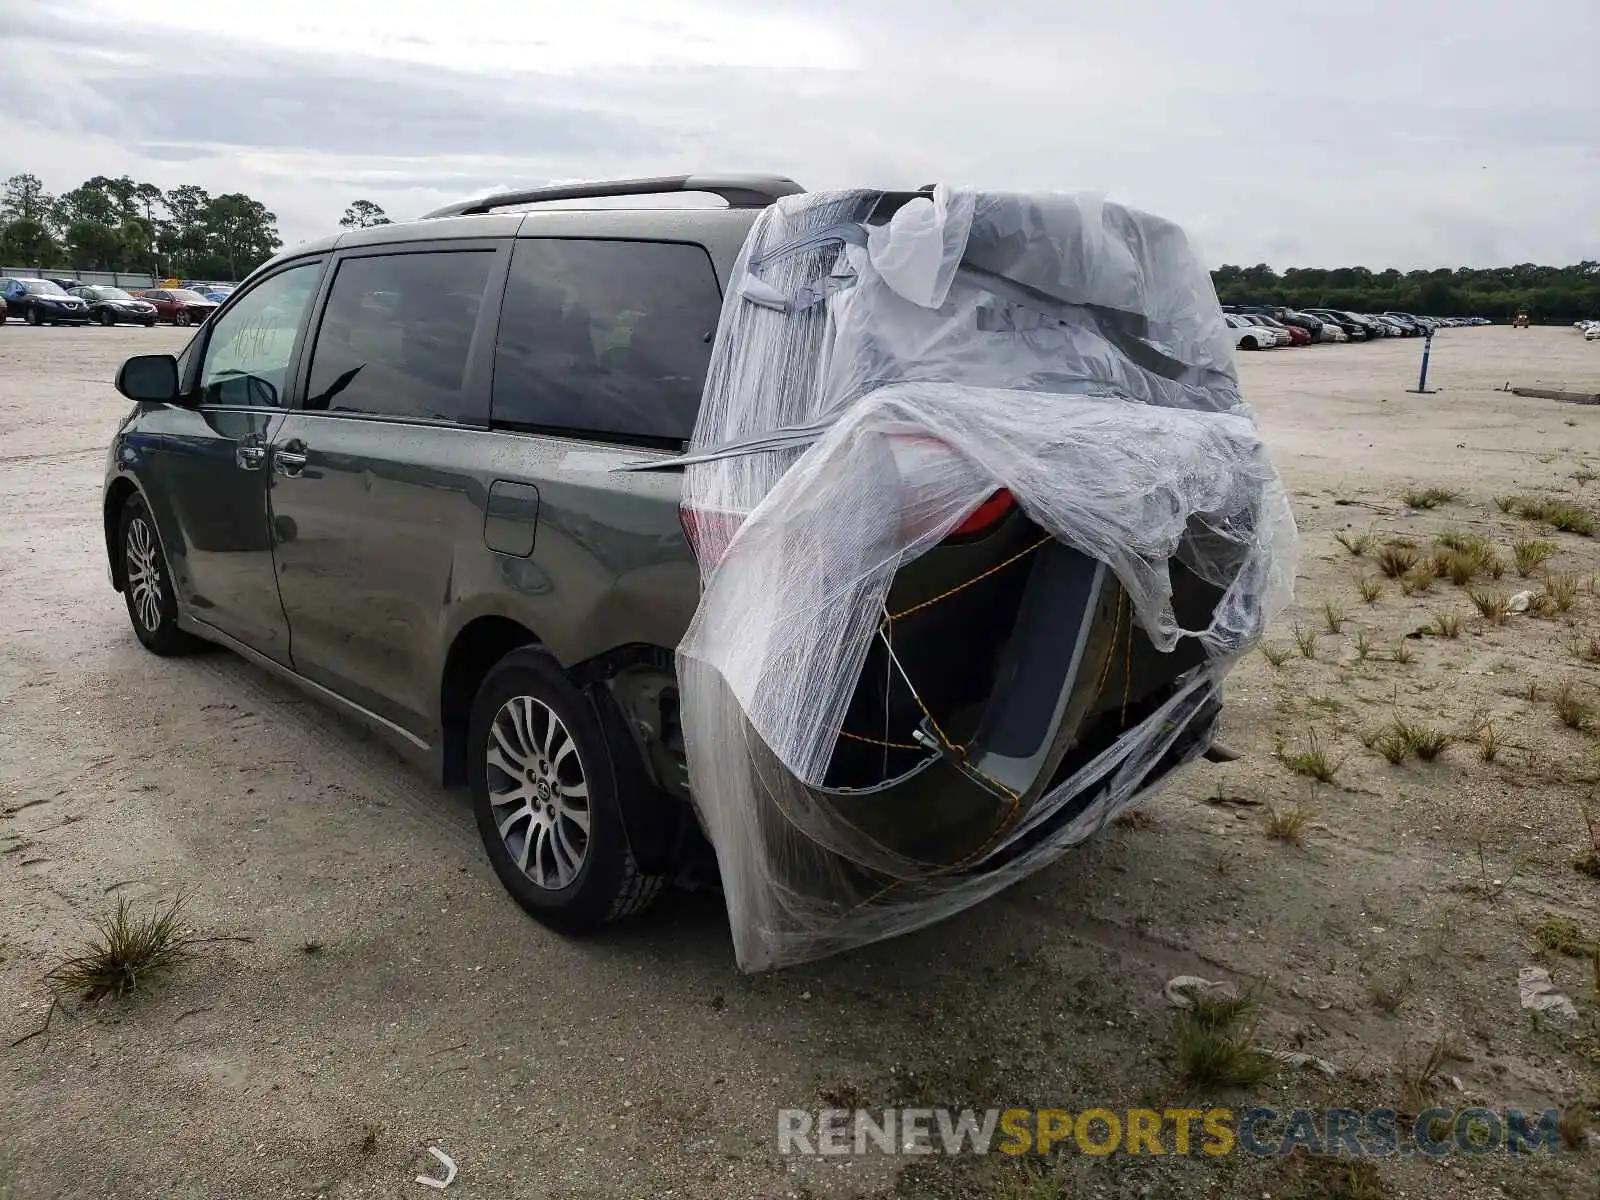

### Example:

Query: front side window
xmin=304 ymin=250 xmax=495 ymax=422
xmin=491 ymin=239 xmax=723 ymax=445
xmin=197 ymin=261 xmax=322 ymax=408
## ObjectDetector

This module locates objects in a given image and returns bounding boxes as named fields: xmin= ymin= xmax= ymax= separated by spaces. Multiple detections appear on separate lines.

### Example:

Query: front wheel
xmin=118 ymin=495 xmax=200 ymax=656
xmin=24 ymin=307 xmax=40 ymax=326
xmin=99 ymin=310 xmax=115 ymax=327
xmin=174 ymin=310 xmax=192 ymax=327
xmin=468 ymin=648 xmax=664 ymax=932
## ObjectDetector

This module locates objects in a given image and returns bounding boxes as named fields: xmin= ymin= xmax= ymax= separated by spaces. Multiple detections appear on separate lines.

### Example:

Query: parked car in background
xmin=181 ymin=281 xmax=237 ymax=302
xmin=68 ymin=285 xmax=159 ymax=327
xmin=1225 ymin=313 xmax=1279 ymax=349
xmin=139 ymin=287 xmax=219 ymax=326
xmin=1 ymin=277 xmax=91 ymax=325
xmin=1248 ymin=314 xmax=1310 ymax=346
xmin=1277 ymin=310 xmax=1328 ymax=341
xmin=1380 ymin=313 xmax=1424 ymax=335
xmin=1302 ymin=309 xmax=1368 ymax=340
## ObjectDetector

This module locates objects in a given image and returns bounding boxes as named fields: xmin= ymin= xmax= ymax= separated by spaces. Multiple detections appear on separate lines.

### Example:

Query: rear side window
xmin=305 ymin=250 xmax=495 ymax=422
xmin=492 ymin=239 xmax=722 ymax=445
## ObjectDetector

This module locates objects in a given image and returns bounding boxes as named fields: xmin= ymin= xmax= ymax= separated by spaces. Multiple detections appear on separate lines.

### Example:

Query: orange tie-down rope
xmin=824 ymin=538 xmax=1136 ymax=915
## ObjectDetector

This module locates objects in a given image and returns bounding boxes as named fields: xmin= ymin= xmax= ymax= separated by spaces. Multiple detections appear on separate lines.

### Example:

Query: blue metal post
xmin=1412 ymin=330 xmax=1434 ymax=393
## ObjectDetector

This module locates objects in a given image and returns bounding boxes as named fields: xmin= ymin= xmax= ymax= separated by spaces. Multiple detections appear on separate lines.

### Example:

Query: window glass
xmin=197 ymin=262 xmax=321 ymax=408
xmin=305 ymin=251 xmax=494 ymax=422
xmin=492 ymin=239 xmax=722 ymax=444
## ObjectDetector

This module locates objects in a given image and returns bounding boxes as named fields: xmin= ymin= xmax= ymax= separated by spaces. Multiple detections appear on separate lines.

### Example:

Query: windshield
xmin=96 ymin=287 xmax=135 ymax=300
xmin=23 ymin=280 xmax=67 ymax=296
xmin=171 ymin=289 xmax=210 ymax=302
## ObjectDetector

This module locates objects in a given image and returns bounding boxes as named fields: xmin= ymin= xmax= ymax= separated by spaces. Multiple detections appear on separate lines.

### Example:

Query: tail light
xmin=947 ymin=489 xmax=1015 ymax=539
xmin=679 ymin=505 xmax=746 ymax=568
xmin=679 ymin=438 xmax=1017 ymax=568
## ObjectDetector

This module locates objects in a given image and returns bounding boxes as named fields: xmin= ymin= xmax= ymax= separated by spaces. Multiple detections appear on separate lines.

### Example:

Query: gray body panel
xmin=105 ymin=206 xmax=749 ymax=792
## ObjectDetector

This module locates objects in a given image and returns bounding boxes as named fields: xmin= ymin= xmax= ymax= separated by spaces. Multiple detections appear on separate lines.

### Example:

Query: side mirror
xmin=116 ymin=354 xmax=180 ymax=403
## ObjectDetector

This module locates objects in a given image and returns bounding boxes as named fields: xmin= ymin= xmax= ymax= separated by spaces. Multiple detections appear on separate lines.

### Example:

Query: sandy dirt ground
xmin=1 ymin=322 xmax=1597 ymax=1200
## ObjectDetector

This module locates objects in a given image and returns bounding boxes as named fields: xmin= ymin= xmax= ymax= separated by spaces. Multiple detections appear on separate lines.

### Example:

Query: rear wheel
xmin=468 ymin=648 xmax=664 ymax=931
xmin=118 ymin=495 xmax=200 ymax=656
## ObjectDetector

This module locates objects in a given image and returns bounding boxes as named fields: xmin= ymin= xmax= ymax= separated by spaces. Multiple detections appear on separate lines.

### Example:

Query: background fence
xmin=3 ymin=266 xmax=159 ymax=289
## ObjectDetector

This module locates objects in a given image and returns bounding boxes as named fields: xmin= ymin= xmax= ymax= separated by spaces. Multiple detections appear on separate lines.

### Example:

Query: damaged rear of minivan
xmin=657 ymin=186 xmax=1295 ymax=970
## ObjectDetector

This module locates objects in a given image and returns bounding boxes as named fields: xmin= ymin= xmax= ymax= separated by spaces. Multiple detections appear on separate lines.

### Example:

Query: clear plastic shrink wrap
xmin=670 ymin=187 xmax=1297 ymax=969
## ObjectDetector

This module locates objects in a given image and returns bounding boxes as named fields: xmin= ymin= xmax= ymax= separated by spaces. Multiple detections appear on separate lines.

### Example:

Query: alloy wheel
xmin=125 ymin=516 xmax=164 ymax=632
xmin=485 ymin=696 xmax=591 ymax=890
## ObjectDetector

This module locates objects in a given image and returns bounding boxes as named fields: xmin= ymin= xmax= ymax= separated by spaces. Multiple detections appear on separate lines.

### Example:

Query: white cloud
xmin=1 ymin=0 xmax=1595 ymax=267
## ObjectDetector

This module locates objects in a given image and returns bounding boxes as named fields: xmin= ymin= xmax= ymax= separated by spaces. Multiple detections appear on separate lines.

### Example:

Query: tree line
xmin=1212 ymin=262 xmax=1599 ymax=323
xmin=4 ymin=170 xmax=1594 ymax=317
xmin=0 ymin=173 xmax=400 ymax=281
xmin=0 ymin=172 xmax=287 ymax=282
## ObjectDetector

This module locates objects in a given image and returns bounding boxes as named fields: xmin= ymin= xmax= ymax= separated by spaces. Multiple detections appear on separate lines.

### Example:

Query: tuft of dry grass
xmin=1482 ymin=551 xmax=1506 ymax=579
xmin=1390 ymin=641 xmax=1415 ymax=665
xmin=45 ymin=892 xmax=196 ymax=1003
xmin=1426 ymin=611 xmax=1462 ymax=639
xmin=1517 ymin=496 xmax=1597 ymax=537
xmin=1334 ymin=529 xmax=1374 ymax=556
xmin=1399 ymin=1038 xmax=1466 ymax=1116
xmin=1356 ymin=575 xmax=1384 ymax=604
xmin=1558 ymin=1107 xmax=1589 ymax=1153
xmin=1264 ymin=805 xmax=1313 ymax=844
xmin=1278 ymin=731 xmax=1340 ymax=783
xmin=1368 ymin=726 xmax=1411 ymax=764
xmin=1533 ymin=915 xmax=1592 ymax=957
xmin=1292 ymin=625 xmax=1319 ymax=659
xmin=1376 ymin=545 xmax=1418 ymax=579
xmin=1402 ymin=485 xmax=1458 ymax=510
xmin=1513 ymin=539 xmax=1559 ymax=577
xmin=1568 ymin=632 xmax=1600 ymax=664
xmin=1435 ymin=549 xmax=1480 ymax=586
xmin=1436 ymin=529 xmax=1489 ymax=555
xmin=1170 ymin=989 xmax=1272 ymax=1090
xmin=1260 ymin=643 xmax=1291 ymax=668
xmin=1544 ymin=573 xmax=1580 ymax=613
xmin=1368 ymin=974 xmax=1412 ymax=1015
xmin=1353 ymin=629 xmax=1376 ymax=661
xmin=1400 ymin=565 xmax=1436 ymax=595
xmin=1467 ymin=588 xmax=1511 ymax=624
xmin=1553 ymin=680 xmax=1595 ymax=731
xmin=1493 ymin=493 xmax=1519 ymax=513
xmin=1322 ymin=598 xmax=1347 ymax=634
xmin=1478 ymin=724 xmax=1501 ymax=762
xmin=1401 ymin=722 xmax=1453 ymax=761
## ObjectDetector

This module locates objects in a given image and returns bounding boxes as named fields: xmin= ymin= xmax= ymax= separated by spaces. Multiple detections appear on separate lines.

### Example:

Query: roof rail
xmin=420 ymin=174 xmax=805 ymax=219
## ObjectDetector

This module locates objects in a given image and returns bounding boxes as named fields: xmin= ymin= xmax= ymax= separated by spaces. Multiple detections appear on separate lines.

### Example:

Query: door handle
xmin=236 ymin=444 xmax=267 ymax=470
xmin=272 ymin=448 xmax=308 ymax=477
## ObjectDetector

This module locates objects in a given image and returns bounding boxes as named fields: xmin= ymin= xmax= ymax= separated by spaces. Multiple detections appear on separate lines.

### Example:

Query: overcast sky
xmin=2 ymin=0 xmax=1595 ymax=268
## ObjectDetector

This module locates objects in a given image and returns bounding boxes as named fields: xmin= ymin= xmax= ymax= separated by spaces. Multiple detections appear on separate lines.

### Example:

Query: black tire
xmin=117 ymin=494 xmax=200 ymax=656
xmin=99 ymin=310 xmax=114 ymax=327
xmin=24 ymin=307 xmax=40 ymax=326
xmin=142 ymin=320 xmax=156 ymax=328
xmin=1241 ymin=336 xmax=1259 ymax=351
xmin=175 ymin=310 xmax=192 ymax=327
xmin=468 ymin=647 xmax=664 ymax=931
